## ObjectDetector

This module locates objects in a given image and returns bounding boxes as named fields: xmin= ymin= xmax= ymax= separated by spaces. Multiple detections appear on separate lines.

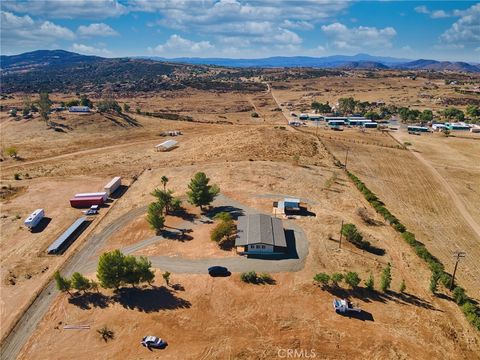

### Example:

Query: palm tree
xmin=161 ymin=176 xmax=169 ymax=191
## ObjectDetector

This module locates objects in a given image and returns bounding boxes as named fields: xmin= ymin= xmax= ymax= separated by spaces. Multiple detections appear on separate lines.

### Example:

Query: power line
xmin=450 ymin=250 xmax=466 ymax=290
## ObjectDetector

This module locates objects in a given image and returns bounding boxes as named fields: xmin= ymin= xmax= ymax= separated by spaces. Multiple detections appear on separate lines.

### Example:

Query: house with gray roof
xmin=235 ymin=214 xmax=287 ymax=254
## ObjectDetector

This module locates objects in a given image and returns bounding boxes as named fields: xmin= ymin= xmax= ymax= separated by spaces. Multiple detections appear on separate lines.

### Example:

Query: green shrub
xmin=380 ymin=263 xmax=392 ymax=292
xmin=258 ymin=273 xmax=274 ymax=284
xmin=365 ymin=273 xmax=374 ymax=290
xmin=341 ymin=223 xmax=371 ymax=250
xmin=331 ymin=273 xmax=344 ymax=287
xmin=399 ymin=279 xmax=406 ymax=293
xmin=14 ymin=173 xmax=21 ymax=180
xmin=453 ymin=287 xmax=467 ymax=305
xmin=313 ymin=273 xmax=330 ymax=288
xmin=241 ymin=271 xmax=258 ymax=283
xmin=344 ymin=272 xmax=361 ymax=288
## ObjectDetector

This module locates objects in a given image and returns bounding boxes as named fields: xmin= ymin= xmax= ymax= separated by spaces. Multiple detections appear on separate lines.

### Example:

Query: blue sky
xmin=1 ymin=1 xmax=479 ymax=62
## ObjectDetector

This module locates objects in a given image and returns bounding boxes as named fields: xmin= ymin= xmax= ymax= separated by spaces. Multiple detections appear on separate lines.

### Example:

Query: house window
xmin=261 ymin=245 xmax=265 ymax=249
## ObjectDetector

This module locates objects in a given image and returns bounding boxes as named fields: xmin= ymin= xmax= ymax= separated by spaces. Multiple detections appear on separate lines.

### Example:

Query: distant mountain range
xmin=1 ymin=50 xmax=479 ymax=76
xmin=141 ymin=53 xmax=479 ymax=72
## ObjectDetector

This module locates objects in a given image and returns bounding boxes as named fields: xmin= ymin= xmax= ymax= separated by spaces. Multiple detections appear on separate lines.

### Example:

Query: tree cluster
xmin=146 ymin=176 xmax=182 ymax=233
xmin=96 ymin=250 xmax=155 ymax=289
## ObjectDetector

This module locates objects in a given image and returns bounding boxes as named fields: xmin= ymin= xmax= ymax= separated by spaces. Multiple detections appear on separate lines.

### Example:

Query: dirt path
xmin=266 ymin=83 xmax=290 ymax=124
xmin=1 ymin=138 xmax=158 ymax=171
xmin=392 ymin=133 xmax=480 ymax=241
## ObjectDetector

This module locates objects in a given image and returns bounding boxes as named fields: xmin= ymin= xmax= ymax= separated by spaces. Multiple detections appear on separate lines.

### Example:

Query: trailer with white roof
xmin=104 ymin=176 xmax=121 ymax=196
xmin=24 ymin=209 xmax=45 ymax=230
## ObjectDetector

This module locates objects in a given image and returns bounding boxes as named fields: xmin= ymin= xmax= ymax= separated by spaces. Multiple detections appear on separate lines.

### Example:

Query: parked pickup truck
xmin=333 ymin=298 xmax=361 ymax=314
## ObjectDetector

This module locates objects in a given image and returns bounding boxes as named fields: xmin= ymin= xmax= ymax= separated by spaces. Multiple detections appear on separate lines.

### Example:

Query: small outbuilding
xmin=68 ymin=106 xmax=90 ymax=113
xmin=235 ymin=214 xmax=287 ymax=255
xmin=155 ymin=139 xmax=178 ymax=152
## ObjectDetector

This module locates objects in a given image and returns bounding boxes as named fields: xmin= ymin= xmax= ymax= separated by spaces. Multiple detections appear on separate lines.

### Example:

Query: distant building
xmin=155 ymin=139 xmax=178 ymax=152
xmin=407 ymin=126 xmax=429 ymax=133
xmin=235 ymin=214 xmax=287 ymax=255
xmin=68 ymin=106 xmax=90 ymax=113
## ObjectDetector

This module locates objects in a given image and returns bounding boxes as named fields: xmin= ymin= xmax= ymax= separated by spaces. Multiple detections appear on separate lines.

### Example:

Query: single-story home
xmin=155 ymin=139 xmax=178 ymax=152
xmin=235 ymin=214 xmax=287 ymax=254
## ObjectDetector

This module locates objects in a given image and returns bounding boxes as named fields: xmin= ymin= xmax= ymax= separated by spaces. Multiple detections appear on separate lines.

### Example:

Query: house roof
xmin=235 ymin=214 xmax=287 ymax=248
xmin=155 ymin=139 xmax=178 ymax=149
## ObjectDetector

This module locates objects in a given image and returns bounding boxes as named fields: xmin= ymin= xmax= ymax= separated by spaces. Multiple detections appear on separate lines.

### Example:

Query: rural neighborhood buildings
xmin=155 ymin=139 xmax=178 ymax=152
xmin=235 ymin=214 xmax=287 ymax=255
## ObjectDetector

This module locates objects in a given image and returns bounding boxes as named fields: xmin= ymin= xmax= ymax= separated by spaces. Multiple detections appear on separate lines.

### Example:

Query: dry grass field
xmin=1 ymin=72 xmax=479 ymax=359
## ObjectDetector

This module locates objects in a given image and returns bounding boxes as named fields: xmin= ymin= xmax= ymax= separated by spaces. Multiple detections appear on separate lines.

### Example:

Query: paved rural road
xmin=0 ymin=194 xmax=308 ymax=360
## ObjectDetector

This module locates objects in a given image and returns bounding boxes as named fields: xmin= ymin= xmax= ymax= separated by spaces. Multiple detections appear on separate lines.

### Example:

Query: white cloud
xmin=414 ymin=6 xmax=429 ymax=14
xmin=77 ymin=23 xmax=118 ymax=37
xmin=430 ymin=10 xmax=449 ymax=19
xmin=1 ymin=11 xmax=75 ymax=52
xmin=415 ymin=5 xmax=451 ymax=18
xmin=2 ymin=0 xmax=127 ymax=19
xmin=148 ymin=35 xmax=214 ymax=56
xmin=440 ymin=3 xmax=480 ymax=45
xmin=71 ymin=43 xmax=112 ymax=56
xmin=134 ymin=0 xmax=347 ymax=49
xmin=321 ymin=22 xmax=397 ymax=51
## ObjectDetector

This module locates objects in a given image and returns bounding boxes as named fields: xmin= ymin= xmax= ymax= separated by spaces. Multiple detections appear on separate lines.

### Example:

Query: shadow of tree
xmin=68 ymin=292 xmax=110 ymax=310
xmin=207 ymin=205 xmax=245 ymax=220
xmin=322 ymin=286 xmax=440 ymax=311
xmin=161 ymin=228 xmax=193 ymax=242
xmin=111 ymin=286 xmax=191 ymax=312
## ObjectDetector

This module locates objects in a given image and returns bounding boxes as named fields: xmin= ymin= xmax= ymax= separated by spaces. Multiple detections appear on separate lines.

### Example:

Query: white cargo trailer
xmin=74 ymin=192 xmax=108 ymax=201
xmin=104 ymin=177 xmax=121 ymax=196
xmin=24 ymin=209 xmax=45 ymax=229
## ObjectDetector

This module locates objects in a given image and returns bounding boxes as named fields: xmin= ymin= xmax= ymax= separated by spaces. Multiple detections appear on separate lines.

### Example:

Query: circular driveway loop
xmin=79 ymin=194 xmax=309 ymax=274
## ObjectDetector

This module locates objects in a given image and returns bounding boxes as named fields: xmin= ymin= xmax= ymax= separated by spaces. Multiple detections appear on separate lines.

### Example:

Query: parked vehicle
xmin=83 ymin=205 xmax=99 ymax=215
xmin=208 ymin=266 xmax=230 ymax=277
xmin=141 ymin=336 xmax=167 ymax=349
xmin=333 ymin=298 xmax=361 ymax=314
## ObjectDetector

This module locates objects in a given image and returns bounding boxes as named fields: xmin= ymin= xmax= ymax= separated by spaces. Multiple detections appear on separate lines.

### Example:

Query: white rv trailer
xmin=24 ymin=209 xmax=45 ymax=229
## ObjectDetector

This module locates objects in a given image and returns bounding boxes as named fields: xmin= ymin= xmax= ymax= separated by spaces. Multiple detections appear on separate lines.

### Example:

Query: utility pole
xmin=344 ymin=148 xmax=349 ymax=171
xmin=450 ymin=250 xmax=466 ymax=290
xmin=339 ymin=220 xmax=344 ymax=249
xmin=315 ymin=120 xmax=319 ymax=136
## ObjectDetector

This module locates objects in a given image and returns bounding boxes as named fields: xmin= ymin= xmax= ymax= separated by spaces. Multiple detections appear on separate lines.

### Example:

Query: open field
xmin=306 ymin=127 xmax=480 ymax=299
xmin=1 ymin=72 xmax=480 ymax=359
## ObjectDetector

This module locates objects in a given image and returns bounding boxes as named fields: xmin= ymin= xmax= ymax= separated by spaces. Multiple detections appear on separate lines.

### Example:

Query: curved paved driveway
xmin=79 ymin=194 xmax=309 ymax=274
